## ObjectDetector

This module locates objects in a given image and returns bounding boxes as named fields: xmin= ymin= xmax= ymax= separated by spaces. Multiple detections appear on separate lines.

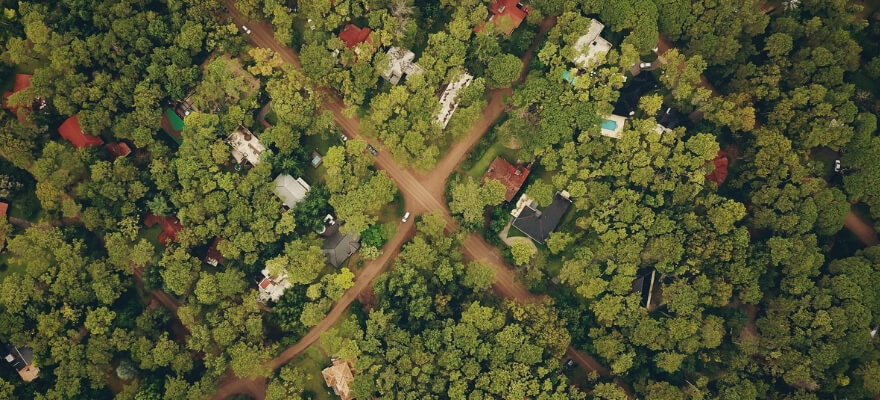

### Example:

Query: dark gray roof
xmin=322 ymin=229 xmax=361 ymax=267
xmin=4 ymin=344 xmax=32 ymax=371
xmin=512 ymin=193 xmax=571 ymax=244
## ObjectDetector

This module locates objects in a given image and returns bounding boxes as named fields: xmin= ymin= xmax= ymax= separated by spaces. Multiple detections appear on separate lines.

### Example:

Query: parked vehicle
xmin=834 ymin=159 xmax=841 ymax=172
xmin=402 ymin=212 xmax=411 ymax=223
xmin=639 ymin=62 xmax=652 ymax=69
xmin=241 ymin=25 xmax=252 ymax=34
xmin=367 ymin=144 xmax=378 ymax=156
xmin=340 ymin=133 xmax=348 ymax=142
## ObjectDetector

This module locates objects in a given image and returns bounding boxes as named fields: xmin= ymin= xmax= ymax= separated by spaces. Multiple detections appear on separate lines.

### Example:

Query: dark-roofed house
xmin=321 ymin=218 xmax=361 ymax=267
xmin=631 ymin=269 xmax=657 ymax=308
xmin=511 ymin=191 xmax=571 ymax=244
xmin=339 ymin=24 xmax=372 ymax=48
xmin=4 ymin=344 xmax=39 ymax=382
xmin=474 ymin=0 xmax=530 ymax=35
xmin=482 ymin=157 xmax=530 ymax=202
xmin=204 ymin=237 xmax=224 ymax=267
xmin=58 ymin=115 xmax=104 ymax=149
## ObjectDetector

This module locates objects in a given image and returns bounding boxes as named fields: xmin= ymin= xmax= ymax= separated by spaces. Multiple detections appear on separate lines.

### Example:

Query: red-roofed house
xmin=3 ymin=74 xmax=45 ymax=122
xmin=705 ymin=150 xmax=729 ymax=186
xmin=144 ymin=213 xmax=183 ymax=246
xmin=338 ymin=24 xmax=372 ymax=48
xmin=58 ymin=115 xmax=104 ymax=149
xmin=482 ymin=156 xmax=530 ymax=202
xmin=475 ymin=0 xmax=530 ymax=35
xmin=0 ymin=202 xmax=8 ymax=217
xmin=105 ymin=142 xmax=132 ymax=159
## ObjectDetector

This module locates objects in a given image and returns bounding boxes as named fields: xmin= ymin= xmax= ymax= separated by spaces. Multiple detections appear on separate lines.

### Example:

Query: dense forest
xmin=0 ymin=0 xmax=879 ymax=399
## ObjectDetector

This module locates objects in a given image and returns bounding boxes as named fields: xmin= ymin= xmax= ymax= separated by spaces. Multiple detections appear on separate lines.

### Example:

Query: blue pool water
xmin=600 ymin=119 xmax=618 ymax=131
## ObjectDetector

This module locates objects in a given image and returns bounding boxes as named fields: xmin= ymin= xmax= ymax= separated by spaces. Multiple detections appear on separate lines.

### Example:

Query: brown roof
xmin=475 ymin=0 xmax=530 ymax=34
xmin=204 ymin=237 xmax=224 ymax=267
xmin=0 ymin=202 xmax=8 ymax=217
xmin=105 ymin=142 xmax=132 ymax=159
xmin=339 ymin=24 xmax=372 ymax=48
xmin=58 ymin=115 xmax=104 ymax=149
xmin=482 ymin=157 xmax=530 ymax=202
xmin=322 ymin=360 xmax=354 ymax=400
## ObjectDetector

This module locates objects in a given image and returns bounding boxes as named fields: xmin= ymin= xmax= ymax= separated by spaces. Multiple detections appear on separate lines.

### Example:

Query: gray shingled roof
xmin=512 ymin=193 xmax=571 ymax=244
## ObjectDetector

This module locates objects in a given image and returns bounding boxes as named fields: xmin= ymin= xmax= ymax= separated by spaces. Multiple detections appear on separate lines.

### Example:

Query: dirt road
xmin=215 ymin=3 xmax=629 ymax=399
xmin=844 ymin=210 xmax=880 ymax=246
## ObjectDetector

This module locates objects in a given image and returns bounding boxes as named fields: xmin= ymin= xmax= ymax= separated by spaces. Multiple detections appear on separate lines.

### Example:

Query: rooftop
xmin=0 ymin=201 xmax=7 ymax=217
xmin=573 ymin=19 xmax=612 ymax=69
xmin=381 ymin=47 xmax=424 ymax=85
xmin=475 ymin=0 xmax=530 ymax=35
xmin=705 ymin=150 xmax=729 ymax=186
xmin=482 ymin=157 xmax=530 ymax=202
xmin=2 ymin=74 xmax=44 ymax=121
xmin=258 ymin=268 xmax=292 ymax=302
xmin=273 ymin=175 xmax=311 ymax=209
xmin=435 ymin=71 xmax=473 ymax=129
xmin=322 ymin=359 xmax=354 ymax=400
xmin=511 ymin=192 xmax=572 ymax=244
xmin=105 ymin=142 xmax=132 ymax=159
xmin=58 ymin=115 xmax=104 ymax=149
xmin=339 ymin=24 xmax=372 ymax=48
xmin=322 ymin=221 xmax=361 ymax=267
xmin=4 ymin=344 xmax=39 ymax=382
xmin=227 ymin=125 xmax=267 ymax=165
xmin=143 ymin=213 xmax=182 ymax=246
xmin=204 ymin=237 xmax=224 ymax=267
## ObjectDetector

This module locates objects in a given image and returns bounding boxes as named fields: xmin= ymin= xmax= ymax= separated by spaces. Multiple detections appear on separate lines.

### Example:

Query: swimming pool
xmin=600 ymin=119 xmax=618 ymax=131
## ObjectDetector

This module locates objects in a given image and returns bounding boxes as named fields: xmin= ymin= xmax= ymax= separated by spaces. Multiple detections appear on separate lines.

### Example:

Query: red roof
xmin=0 ymin=202 xmax=8 ymax=217
xmin=144 ymin=213 xmax=183 ymax=246
xmin=259 ymin=278 xmax=271 ymax=289
xmin=339 ymin=24 xmax=372 ymax=48
xmin=482 ymin=156 xmax=530 ymax=202
xmin=105 ymin=142 xmax=132 ymax=159
xmin=3 ymin=74 xmax=34 ymax=121
xmin=705 ymin=150 xmax=729 ymax=186
xmin=476 ymin=0 xmax=530 ymax=34
xmin=58 ymin=115 xmax=104 ymax=149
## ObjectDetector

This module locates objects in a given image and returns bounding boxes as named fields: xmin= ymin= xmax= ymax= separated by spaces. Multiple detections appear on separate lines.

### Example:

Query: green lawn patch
xmin=0 ymin=253 xmax=26 ymax=281
xmin=465 ymin=140 xmax=520 ymax=180
xmin=293 ymin=346 xmax=336 ymax=400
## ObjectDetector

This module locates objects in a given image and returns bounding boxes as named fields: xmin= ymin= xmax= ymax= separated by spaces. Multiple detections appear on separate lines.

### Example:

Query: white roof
xmin=435 ymin=72 xmax=473 ymax=129
xmin=573 ymin=19 xmax=612 ymax=69
xmin=258 ymin=268 xmax=292 ymax=302
xmin=600 ymin=114 xmax=627 ymax=139
xmin=653 ymin=123 xmax=671 ymax=135
xmin=227 ymin=126 xmax=267 ymax=165
xmin=381 ymin=47 xmax=424 ymax=85
xmin=273 ymin=175 xmax=311 ymax=208
xmin=511 ymin=193 xmax=536 ymax=218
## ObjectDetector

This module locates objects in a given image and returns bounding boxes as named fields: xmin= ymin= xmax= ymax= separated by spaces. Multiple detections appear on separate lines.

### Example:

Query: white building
xmin=258 ymin=268 xmax=291 ymax=302
xmin=435 ymin=71 xmax=473 ymax=129
xmin=381 ymin=47 xmax=424 ymax=85
xmin=573 ymin=19 xmax=612 ymax=69
xmin=227 ymin=125 xmax=267 ymax=165
xmin=273 ymin=174 xmax=311 ymax=209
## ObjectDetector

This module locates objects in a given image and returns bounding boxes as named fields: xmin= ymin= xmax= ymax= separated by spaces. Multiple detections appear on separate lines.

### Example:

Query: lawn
xmin=301 ymin=130 xmax=343 ymax=186
xmin=0 ymin=253 xmax=26 ymax=281
xmin=136 ymin=224 xmax=165 ymax=261
xmin=285 ymin=310 xmax=361 ymax=400
xmin=465 ymin=140 xmax=521 ymax=180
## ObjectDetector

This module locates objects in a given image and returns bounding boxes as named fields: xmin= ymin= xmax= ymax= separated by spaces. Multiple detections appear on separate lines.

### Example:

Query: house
xmin=705 ymin=150 xmax=729 ymax=186
xmin=339 ymin=24 xmax=372 ymax=49
xmin=573 ymin=19 xmax=612 ymax=69
xmin=58 ymin=115 xmax=104 ymax=149
xmin=0 ymin=202 xmax=7 ymax=217
xmin=143 ymin=213 xmax=182 ymax=246
xmin=599 ymin=114 xmax=626 ymax=139
xmin=227 ymin=125 xmax=267 ymax=166
xmin=3 ymin=344 xmax=39 ymax=382
xmin=482 ymin=156 xmax=530 ymax=202
xmin=105 ymin=142 xmax=132 ymax=159
xmin=258 ymin=268 xmax=292 ymax=302
xmin=321 ymin=217 xmax=361 ymax=267
xmin=475 ymin=0 xmax=530 ymax=35
xmin=631 ymin=269 xmax=657 ymax=308
xmin=3 ymin=74 xmax=46 ymax=122
xmin=322 ymin=359 xmax=354 ymax=400
xmin=273 ymin=174 xmax=311 ymax=209
xmin=435 ymin=72 xmax=473 ymax=129
xmin=161 ymin=107 xmax=186 ymax=144
xmin=380 ymin=47 xmax=424 ymax=85
xmin=511 ymin=191 xmax=571 ymax=244
xmin=204 ymin=237 xmax=224 ymax=267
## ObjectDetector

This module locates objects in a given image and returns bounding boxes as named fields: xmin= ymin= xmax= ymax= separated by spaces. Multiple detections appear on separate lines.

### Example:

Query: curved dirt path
xmin=217 ymin=3 xmax=629 ymax=399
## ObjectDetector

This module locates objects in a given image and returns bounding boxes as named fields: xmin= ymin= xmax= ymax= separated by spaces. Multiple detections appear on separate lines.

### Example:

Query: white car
xmin=340 ymin=133 xmax=348 ymax=142
xmin=241 ymin=25 xmax=252 ymax=35
xmin=401 ymin=212 xmax=411 ymax=223
xmin=834 ymin=159 xmax=841 ymax=172
xmin=639 ymin=62 xmax=652 ymax=69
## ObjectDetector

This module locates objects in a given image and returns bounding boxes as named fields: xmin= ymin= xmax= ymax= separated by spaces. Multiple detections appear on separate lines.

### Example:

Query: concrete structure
xmin=573 ymin=19 xmax=612 ymax=69
xmin=273 ymin=175 xmax=311 ymax=209
xmin=511 ymin=192 xmax=572 ymax=244
xmin=258 ymin=268 xmax=292 ymax=303
xmin=322 ymin=359 xmax=354 ymax=400
xmin=600 ymin=114 xmax=627 ymax=139
xmin=227 ymin=125 xmax=266 ymax=165
xmin=380 ymin=47 xmax=424 ymax=85
xmin=435 ymin=72 xmax=473 ymax=129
